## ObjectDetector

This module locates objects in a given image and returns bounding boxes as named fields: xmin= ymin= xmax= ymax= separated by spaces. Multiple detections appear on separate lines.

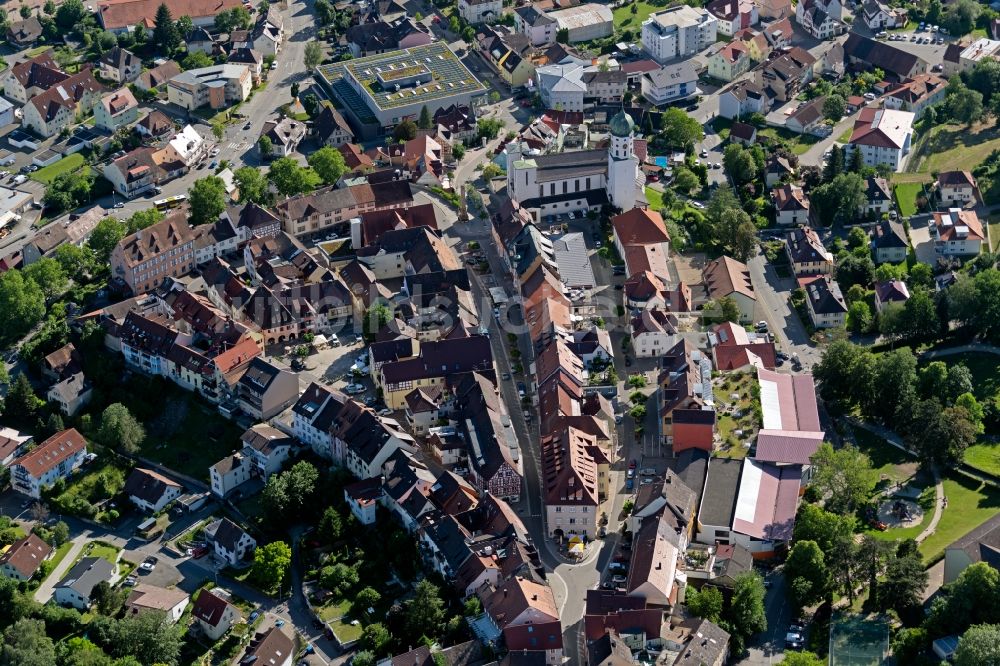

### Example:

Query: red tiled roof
xmin=12 ymin=428 xmax=86 ymax=478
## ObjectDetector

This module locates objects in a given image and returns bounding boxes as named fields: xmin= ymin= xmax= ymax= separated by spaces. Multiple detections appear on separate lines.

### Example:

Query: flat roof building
xmin=317 ymin=42 xmax=487 ymax=139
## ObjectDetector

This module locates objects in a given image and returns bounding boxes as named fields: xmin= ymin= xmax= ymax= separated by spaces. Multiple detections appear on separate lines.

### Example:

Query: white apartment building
xmin=9 ymin=429 xmax=87 ymax=498
xmin=458 ymin=0 xmax=502 ymax=24
xmin=845 ymin=108 xmax=914 ymax=172
xmin=642 ymin=6 xmax=718 ymax=63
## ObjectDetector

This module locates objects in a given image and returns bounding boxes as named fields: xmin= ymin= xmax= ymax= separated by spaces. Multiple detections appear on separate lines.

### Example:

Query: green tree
xmin=187 ymin=176 xmax=227 ymax=226
xmin=1 ymin=619 xmax=56 ymax=666
xmin=353 ymin=651 xmax=376 ymax=666
xmin=955 ymin=624 xmax=1000 ymax=666
xmin=90 ymin=581 xmax=126 ymax=617
xmin=181 ymin=50 xmax=213 ymax=70
xmin=942 ymin=0 xmax=981 ymax=36
xmin=362 ymin=622 xmax=392 ymax=655
xmin=956 ymin=392 xmax=985 ymax=434
xmin=812 ymin=172 xmax=866 ymax=225
xmin=50 ymin=521 xmax=70 ymax=547
xmin=393 ymin=119 xmax=417 ymax=142
xmin=258 ymin=135 xmax=273 ymax=157
xmin=722 ymin=144 xmax=759 ymax=185
xmin=686 ymin=585 xmax=723 ymax=622
xmin=304 ymin=40 xmax=323 ymax=69
xmin=671 ymin=166 xmax=700 ymax=194
xmin=477 ymin=117 xmax=504 ymax=141
xmin=452 ymin=143 xmax=466 ymax=161
xmin=947 ymin=80 xmax=984 ymax=125
xmin=847 ymin=226 xmax=868 ymax=249
xmin=823 ymin=93 xmax=846 ymax=121
xmin=90 ymin=609 xmax=181 ymax=665
xmin=879 ymin=540 xmax=928 ymax=613
xmin=251 ymin=540 xmax=291 ymax=591
xmin=54 ymin=0 xmax=86 ymax=30
xmin=784 ymin=540 xmax=829 ymax=609
xmin=98 ymin=403 xmax=145 ymax=454
xmin=793 ymin=504 xmax=855 ymax=556
xmin=716 ymin=208 xmax=757 ymax=262
xmin=5 ymin=373 xmax=41 ymax=419
xmin=23 ymin=258 xmax=67 ymax=299
xmin=726 ymin=573 xmax=767 ymax=653
xmin=782 ymin=652 xmax=826 ymax=666
xmin=660 ymin=107 xmax=704 ymax=149
xmin=364 ymin=302 xmax=392 ymax=337
xmin=318 ymin=506 xmax=342 ymax=544
xmin=234 ymin=166 xmax=269 ymax=204
xmin=126 ymin=208 xmax=163 ymax=233
xmin=356 ymin=587 xmax=381 ymax=609
xmin=268 ymin=157 xmax=320 ymax=196
xmin=87 ymin=218 xmax=127 ymax=262
xmin=823 ymin=145 xmax=843 ymax=182
xmin=307 ymin=146 xmax=347 ymax=185
xmin=847 ymin=300 xmax=872 ymax=333
xmin=152 ymin=3 xmax=180 ymax=52
xmin=704 ymin=295 xmax=741 ymax=324
xmin=902 ymin=398 xmax=978 ymax=467
xmin=175 ymin=14 xmax=193 ymax=38
xmin=320 ymin=563 xmax=359 ymax=595
xmin=809 ymin=442 xmax=875 ymax=514
xmin=405 ymin=580 xmax=445 ymax=641
xmin=418 ymin=105 xmax=432 ymax=130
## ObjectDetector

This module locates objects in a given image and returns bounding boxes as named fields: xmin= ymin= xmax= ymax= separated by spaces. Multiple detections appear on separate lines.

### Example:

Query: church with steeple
xmin=505 ymin=108 xmax=646 ymax=222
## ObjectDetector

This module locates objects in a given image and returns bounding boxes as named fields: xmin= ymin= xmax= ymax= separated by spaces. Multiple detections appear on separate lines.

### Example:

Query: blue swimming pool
xmin=652 ymin=156 xmax=668 ymax=168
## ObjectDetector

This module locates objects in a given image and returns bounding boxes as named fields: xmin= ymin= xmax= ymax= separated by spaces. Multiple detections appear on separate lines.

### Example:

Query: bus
xmin=154 ymin=194 xmax=187 ymax=212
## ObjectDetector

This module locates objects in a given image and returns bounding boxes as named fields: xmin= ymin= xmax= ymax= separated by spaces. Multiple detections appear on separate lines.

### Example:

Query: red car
xmin=192 ymin=546 xmax=209 ymax=559
xmin=647 ymin=175 xmax=659 ymax=182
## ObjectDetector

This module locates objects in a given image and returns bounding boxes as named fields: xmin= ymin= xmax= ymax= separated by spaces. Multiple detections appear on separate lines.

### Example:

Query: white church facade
xmin=506 ymin=109 xmax=646 ymax=221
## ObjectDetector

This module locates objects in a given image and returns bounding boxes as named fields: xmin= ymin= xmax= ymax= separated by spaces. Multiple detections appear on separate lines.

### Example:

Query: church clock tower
xmin=607 ymin=109 xmax=640 ymax=211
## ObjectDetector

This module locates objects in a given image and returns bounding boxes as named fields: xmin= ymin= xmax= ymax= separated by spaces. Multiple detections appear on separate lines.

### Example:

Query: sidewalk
xmin=34 ymin=536 xmax=88 ymax=603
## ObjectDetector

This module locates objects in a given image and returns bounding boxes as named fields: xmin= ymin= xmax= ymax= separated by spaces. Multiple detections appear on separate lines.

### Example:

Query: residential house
xmin=874 ymin=279 xmax=910 ymax=313
xmin=730 ymin=120 xmax=757 ymax=145
xmin=6 ymin=17 xmax=42 ymax=47
xmin=479 ymin=577 xmax=562 ymax=663
xmin=260 ymin=117 xmax=306 ymax=157
xmin=239 ymin=423 xmax=294 ymax=479
xmin=884 ymin=73 xmax=947 ymax=118
xmin=192 ymin=589 xmax=242 ymax=640
xmin=204 ymin=518 xmax=256 ymax=565
xmin=641 ymin=61 xmax=699 ymax=106
xmin=764 ymin=155 xmax=795 ymax=186
xmin=541 ymin=424 xmax=599 ymax=539
xmin=785 ymin=226 xmax=833 ymax=275
xmin=21 ymin=69 xmax=106 ymax=138
xmin=708 ymin=0 xmax=759 ymax=36
xmin=185 ymin=27 xmax=216 ymax=55
xmin=734 ymin=27 xmax=769 ymax=62
xmin=124 ymin=584 xmax=189 ymax=623
xmin=0 ymin=428 xmax=31 ymax=468
xmin=454 ymin=373 xmax=523 ymax=503
xmin=238 ymin=627 xmax=293 ymax=666
xmin=631 ymin=309 xmax=678 ymax=358
xmin=94 ymin=88 xmax=140 ymax=132
xmin=933 ymin=208 xmax=984 ymax=256
xmin=642 ymin=5 xmax=718 ymax=63
xmin=0 ymin=534 xmax=52 ymax=582
xmin=276 ymin=181 xmax=414 ymax=237
xmin=771 ymin=184 xmax=811 ymax=225
xmin=291 ymin=382 xmax=348 ymax=458
xmin=943 ymin=513 xmax=1000 ymax=584
xmin=22 ymin=206 xmax=103 ymax=265
xmin=802 ymin=275 xmax=847 ymax=328
xmin=124 ymin=467 xmax=182 ymax=513
xmin=718 ymin=79 xmax=764 ymax=119
xmin=760 ymin=47 xmax=816 ymax=102
xmin=135 ymin=110 xmax=175 ymax=138
xmin=937 ymin=170 xmax=979 ymax=206
xmin=761 ymin=16 xmax=794 ymax=48
xmin=237 ymin=357 xmax=299 ymax=419
xmin=313 ymin=102 xmax=354 ymax=147
xmin=377 ymin=335 xmax=492 ymax=409
xmin=135 ymin=60 xmax=181 ymax=91
xmin=459 ymin=0 xmax=502 ymax=24
xmin=166 ymin=64 xmax=252 ymax=111
xmin=9 ymin=428 xmax=88 ymax=498
xmin=785 ymin=97 xmax=827 ymax=135
xmin=759 ymin=0 xmax=792 ymax=19
xmin=709 ymin=41 xmax=751 ymax=82
xmin=342 ymin=410 xmax=418 ymax=480
xmin=658 ymin=339 xmax=715 ymax=453
xmin=514 ymin=5 xmax=557 ymax=47
xmin=871 ymin=218 xmax=909 ymax=264
xmin=345 ymin=16 xmax=432 ymax=57
xmin=702 ymin=255 xmax=755 ymax=322
xmin=228 ymin=48 xmax=264 ymax=83
xmin=795 ymin=0 xmax=844 ymax=39
xmin=709 ymin=322 xmax=776 ymax=371
xmin=661 ymin=618 xmax=731 ymax=666
xmin=232 ymin=8 xmax=283 ymax=56
xmin=54 ymin=557 xmax=114 ymax=609
xmin=98 ymin=47 xmax=142 ymax=83
xmin=344 ymin=478 xmax=382 ymax=525
xmin=110 ymin=213 xmax=198 ymax=293
xmin=47 ymin=372 xmax=93 ymax=416
xmin=4 ymin=51 xmax=66 ymax=103
xmin=405 ymin=386 xmax=443 ymax=436
xmin=864 ymin=176 xmax=894 ymax=215
xmin=209 ymin=453 xmax=252 ymax=499
xmin=861 ymin=0 xmax=907 ymax=30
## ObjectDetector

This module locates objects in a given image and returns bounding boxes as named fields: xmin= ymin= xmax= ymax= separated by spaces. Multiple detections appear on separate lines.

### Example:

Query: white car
xmin=699 ymin=149 xmax=708 ymax=158
xmin=690 ymin=201 xmax=705 ymax=209
xmin=345 ymin=383 xmax=366 ymax=395
xmin=210 ymin=148 xmax=221 ymax=157
xmin=139 ymin=562 xmax=155 ymax=572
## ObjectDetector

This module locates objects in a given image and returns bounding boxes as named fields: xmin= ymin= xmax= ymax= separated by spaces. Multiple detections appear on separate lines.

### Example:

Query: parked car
xmin=345 ymin=383 xmax=366 ymax=395
xmin=785 ymin=631 xmax=805 ymax=650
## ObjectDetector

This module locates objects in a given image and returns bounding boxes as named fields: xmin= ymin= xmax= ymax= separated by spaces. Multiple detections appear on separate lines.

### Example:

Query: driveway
xmin=747 ymin=250 xmax=821 ymax=370
xmin=738 ymin=569 xmax=791 ymax=665
xmin=910 ymin=218 xmax=936 ymax=265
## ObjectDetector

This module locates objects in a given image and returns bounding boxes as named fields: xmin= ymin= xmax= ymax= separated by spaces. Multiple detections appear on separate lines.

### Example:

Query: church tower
xmin=607 ymin=109 xmax=640 ymax=211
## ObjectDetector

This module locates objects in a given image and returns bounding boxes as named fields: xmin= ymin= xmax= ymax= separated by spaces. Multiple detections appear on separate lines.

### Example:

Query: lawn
xmin=921 ymin=352 xmax=1000 ymax=403
xmin=756 ymin=125 xmax=822 ymax=155
xmin=44 ymin=541 xmax=74 ymax=577
xmin=988 ymin=214 xmax=1000 ymax=251
xmin=865 ymin=483 xmax=936 ymax=543
xmin=893 ymin=181 xmax=927 ymax=218
xmin=713 ymin=371 xmax=759 ymax=458
xmin=612 ymin=0 xmax=669 ymax=29
xmin=133 ymin=393 xmax=245 ymax=482
xmin=31 ymin=153 xmax=86 ymax=185
xmin=645 ymin=186 xmax=664 ymax=211
xmin=965 ymin=443 xmax=1000 ymax=477
xmin=850 ymin=427 xmax=919 ymax=489
xmin=53 ymin=460 xmax=128 ymax=508
xmin=836 ymin=127 xmax=853 ymax=143
xmin=317 ymin=597 xmax=353 ymax=622
xmin=74 ymin=540 xmax=120 ymax=567
xmin=907 ymin=120 xmax=1000 ymax=175
xmin=919 ymin=475 xmax=1000 ymax=564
